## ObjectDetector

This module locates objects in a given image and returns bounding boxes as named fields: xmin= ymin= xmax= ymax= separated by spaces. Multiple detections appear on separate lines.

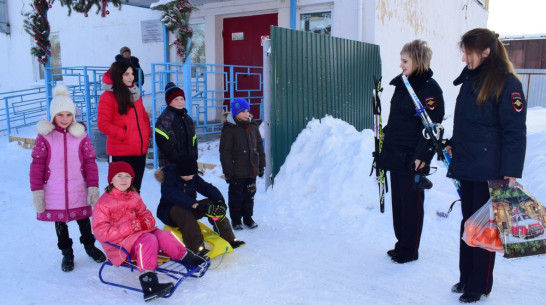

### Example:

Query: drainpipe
xmin=290 ymin=0 xmax=296 ymax=29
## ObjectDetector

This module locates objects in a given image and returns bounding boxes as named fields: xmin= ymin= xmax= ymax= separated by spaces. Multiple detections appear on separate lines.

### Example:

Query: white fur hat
xmin=49 ymin=84 xmax=76 ymax=122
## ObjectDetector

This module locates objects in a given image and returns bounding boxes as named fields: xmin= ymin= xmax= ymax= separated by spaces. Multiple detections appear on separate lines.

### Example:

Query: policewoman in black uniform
xmin=378 ymin=40 xmax=445 ymax=264
xmin=446 ymin=28 xmax=527 ymax=303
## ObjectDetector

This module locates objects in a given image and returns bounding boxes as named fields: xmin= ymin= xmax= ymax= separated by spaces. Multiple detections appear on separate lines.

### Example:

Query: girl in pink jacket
xmin=30 ymin=84 xmax=106 ymax=272
xmin=92 ymin=161 xmax=208 ymax=302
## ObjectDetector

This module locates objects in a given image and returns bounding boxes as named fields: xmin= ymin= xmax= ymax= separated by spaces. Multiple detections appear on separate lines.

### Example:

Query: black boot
xmin=229 ymin=239 xmax=246 ymax=249
xmin=61 ymin=248 xmax=74 ymax=272
xmin=243 ymin=216 xmax=258 ymax=229
xmin=181 ymin=251 xmax=210 ymax=268
xmin=459 ymin=292 xmax=484 ymax=303
xmin=139 ymin=271 xmax=174 ymax=302
xmin=451 ymin=282 xmax=466 ymax=293
xmin=84 ymin=244 xmax=107 ymax=263
xmin=386 ymin=249 xmax=397 ymax=258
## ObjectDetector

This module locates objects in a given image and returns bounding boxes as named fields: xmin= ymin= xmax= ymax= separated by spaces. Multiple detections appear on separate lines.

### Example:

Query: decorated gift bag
xmin=462 ymin=199 xmax=504 ymax=253
xmin=488 ymin=179 xmax=546 ymax=258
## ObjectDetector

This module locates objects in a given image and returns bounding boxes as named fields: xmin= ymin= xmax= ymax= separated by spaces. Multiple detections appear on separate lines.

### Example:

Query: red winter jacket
xmin=97 ymin=70 xmax=151 ymax=157
xmin=92 ymin=188 xmax=157 ymax=267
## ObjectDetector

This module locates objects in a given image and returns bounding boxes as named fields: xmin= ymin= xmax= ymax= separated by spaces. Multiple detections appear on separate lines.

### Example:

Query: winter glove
xmin=195 ymin=201 xmax=227 ymax=220
xmin=131 ymin=217 xmax=151 ymax=232
xmin=87 ymin=186 xmax=100 ymax=207
xmin=32 ymin=190 xmax=45 ymax=213
xmin=258 ymin=168 xmax=264 ymax=178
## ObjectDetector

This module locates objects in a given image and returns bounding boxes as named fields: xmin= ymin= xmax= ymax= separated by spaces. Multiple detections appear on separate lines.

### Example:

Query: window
xmin=300 ymin=12 xmax=331 ymax=36
xmin=0 ymin=0 xmax=9 ymax=34
xmin=35 ymin=33 xmax=63 ymax=81
xmin=190 ymin=23 xmax=205 ymax=63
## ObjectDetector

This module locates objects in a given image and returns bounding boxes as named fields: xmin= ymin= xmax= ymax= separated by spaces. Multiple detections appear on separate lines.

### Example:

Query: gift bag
xmin=462 ymin=199 xmax=504 ymax=253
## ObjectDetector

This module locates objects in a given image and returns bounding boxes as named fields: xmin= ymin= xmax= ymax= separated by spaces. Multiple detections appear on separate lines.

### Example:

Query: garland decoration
xmin=23 ymin=0 xmax=52 ymax=64
xmin=23 ymin=0 xmax=124 ymax=64
xmin=152 ymin=0 xmax=195 ymax=62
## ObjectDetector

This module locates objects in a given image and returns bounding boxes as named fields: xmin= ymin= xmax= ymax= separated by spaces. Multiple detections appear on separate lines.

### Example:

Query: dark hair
xmin=109 ymin=61 xmax=135 ymax=115
xmin=459 ymin=28 xmax=517 ymax=105
xmin=104 ymin=184 xmax=137 ymax=193
xmin=400 ymin=39 xmax=432 ymax=76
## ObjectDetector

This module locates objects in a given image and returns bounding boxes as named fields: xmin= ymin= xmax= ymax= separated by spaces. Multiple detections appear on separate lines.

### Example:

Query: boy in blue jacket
xmin=155 ymin=154 xmax=245 ymax=255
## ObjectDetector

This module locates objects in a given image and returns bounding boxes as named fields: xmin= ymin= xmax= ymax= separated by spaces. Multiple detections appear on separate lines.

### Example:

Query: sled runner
xmin=98 ymin=241 xmax=210 ymax=298
xmin=164 ymin=221 xmax=233 ymax=259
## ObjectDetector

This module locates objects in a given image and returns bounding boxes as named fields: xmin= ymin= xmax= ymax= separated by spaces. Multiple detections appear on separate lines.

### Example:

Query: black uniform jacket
xmin=447 ymin=67 xmax=526 ymax=181
xmin=377 ymin=69 xmax=445 ymax=173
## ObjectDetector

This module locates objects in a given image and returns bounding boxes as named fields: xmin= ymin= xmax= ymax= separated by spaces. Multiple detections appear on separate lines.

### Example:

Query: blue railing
xmin=1 ymin=63 xmax=263 ymax=169
xmin=150 ymin=62 xmax=264 ymax=168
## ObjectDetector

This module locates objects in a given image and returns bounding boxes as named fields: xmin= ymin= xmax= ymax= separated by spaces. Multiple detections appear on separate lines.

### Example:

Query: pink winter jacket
xmin=30 ymin=121 xmax=98 ymax=222
xmin=92 ymin=188 xmax=157 ymax=267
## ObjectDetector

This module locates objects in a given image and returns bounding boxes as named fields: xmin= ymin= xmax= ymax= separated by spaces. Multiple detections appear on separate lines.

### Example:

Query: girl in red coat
xmin=98 ymin=61 xmax=151 ymax=192
xmin=92 ymin=162 xmax=208 ymax=302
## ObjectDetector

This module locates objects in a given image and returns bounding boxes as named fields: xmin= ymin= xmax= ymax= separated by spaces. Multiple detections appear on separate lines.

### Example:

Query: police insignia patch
xmin=424 ymin=97 xmax=436 ymax=110
xmin=511 ymin=92 xmax=524 ymax=112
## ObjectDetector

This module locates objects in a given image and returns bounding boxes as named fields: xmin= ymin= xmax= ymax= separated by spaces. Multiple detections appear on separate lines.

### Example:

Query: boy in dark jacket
xmin=219 ymin=98 xmax=266 ymax=230
xmin=155 ymin=82 xmax=198 ymax=168
xmin=155 ymin=154 xmax=245 ymax=256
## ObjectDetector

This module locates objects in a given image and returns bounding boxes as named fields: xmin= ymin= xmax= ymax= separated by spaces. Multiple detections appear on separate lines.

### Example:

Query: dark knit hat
xmin=231 ymin=98 xmax=250 ymax=117
xmin=108 ymin=161 xmax=135 ymax=184
xmin=165 ymin=82 xmax=185 ymax=105
xmin=175 ymin=154 xmax=198 ymax=176
xmin=120 ymin=46 xmax=131 ymax=54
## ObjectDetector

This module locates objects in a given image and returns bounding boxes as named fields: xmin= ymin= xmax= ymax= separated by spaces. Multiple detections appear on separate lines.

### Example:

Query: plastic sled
xmin=98 ymin=241 xmax=210 ymax=298
xmin=164 ymin=221 xmax=233 ymax=259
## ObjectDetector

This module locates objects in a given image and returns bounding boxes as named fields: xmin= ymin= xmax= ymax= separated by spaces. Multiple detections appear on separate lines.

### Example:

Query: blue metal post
xmin=152 ymin=63 xmax=158 ymax=169
xmin=290 ymin=0 xmax=297 ymax=29
xmin=83 ymin=66 xmax=92 ymax=138
xmin=163 ymin=25 xmax=170 ymax=63
xmin=183 ymin=40 xmax=192 ymax=117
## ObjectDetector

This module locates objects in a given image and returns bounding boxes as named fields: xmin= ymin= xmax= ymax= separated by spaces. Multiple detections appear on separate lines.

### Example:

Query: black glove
xmin=195 ymin=201 xmax=226 ymax=219
xmin=258 ymin=168 xmax=264 ymax=178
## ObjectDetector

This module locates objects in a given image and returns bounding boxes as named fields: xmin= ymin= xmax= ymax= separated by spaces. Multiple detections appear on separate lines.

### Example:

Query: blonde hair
xmin=400 ymin=40 xmax=433 ymax=76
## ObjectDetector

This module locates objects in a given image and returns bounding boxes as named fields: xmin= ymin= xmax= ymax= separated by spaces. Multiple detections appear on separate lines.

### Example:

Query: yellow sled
xmin=164 ymin=221 xmax=233 ymax=259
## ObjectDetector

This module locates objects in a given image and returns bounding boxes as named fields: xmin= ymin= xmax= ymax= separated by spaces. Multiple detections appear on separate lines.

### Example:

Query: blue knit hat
xmin=164 ymin=82 xmax=185 ymax=105
xmin=231 ymin=98 xmax=250 ymax=117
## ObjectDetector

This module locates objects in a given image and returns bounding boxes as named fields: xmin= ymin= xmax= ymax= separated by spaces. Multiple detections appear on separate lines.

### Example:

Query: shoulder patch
xmin=424 ymin=96 xmax=437 ymax=110
xmin=511 ymin=92 xmax=524 ymax=112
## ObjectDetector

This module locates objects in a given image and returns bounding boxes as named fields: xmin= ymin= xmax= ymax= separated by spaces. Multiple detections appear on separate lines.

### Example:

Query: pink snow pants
xmin=130 ymin=230 xmax=187 ymax=272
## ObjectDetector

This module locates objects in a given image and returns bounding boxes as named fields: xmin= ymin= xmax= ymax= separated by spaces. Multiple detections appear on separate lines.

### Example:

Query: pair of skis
xmin=400 ymin=75 xmax=461 ymax=217
xmin=370 ymin=76 xmax=387 ymax=213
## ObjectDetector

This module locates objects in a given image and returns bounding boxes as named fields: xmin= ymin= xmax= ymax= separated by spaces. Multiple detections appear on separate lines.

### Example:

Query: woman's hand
xmin=445 ymin=145 xmax=452 ymax=157
xmin=504 ymin=176 xmax=517 ymax=187
xmin=414 ymin=159 xmax=426 ymax=170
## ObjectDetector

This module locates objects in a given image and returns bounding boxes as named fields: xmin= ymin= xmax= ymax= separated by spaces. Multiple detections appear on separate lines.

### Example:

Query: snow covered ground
xmin=1 ymin=107 xmax=545 ymax=305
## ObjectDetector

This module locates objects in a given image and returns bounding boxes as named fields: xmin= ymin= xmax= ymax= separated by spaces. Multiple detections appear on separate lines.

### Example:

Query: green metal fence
xmin=269 ymin=26 xmax=381 ymax=178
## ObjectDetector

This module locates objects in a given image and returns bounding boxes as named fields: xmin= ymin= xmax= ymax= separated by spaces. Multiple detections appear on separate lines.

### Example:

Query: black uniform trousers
xmin=390 ymin=171 xmax=424 ymax=260
xmin=459 ymin=180 xmax=495 ymax=295
xmin=228 ymin=177 xmax=257 ymax=225
xmin=110 ymin=155 xmax=147 ymax=193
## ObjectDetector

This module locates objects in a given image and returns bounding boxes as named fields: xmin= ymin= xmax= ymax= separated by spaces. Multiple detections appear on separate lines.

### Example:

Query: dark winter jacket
xmin=155 ymin=165 xmax=225 ymax=227
xmin=115 ymin=54 xmax=144 ymax=86
xmin=447 ymin=67 xmax=526 ymax=181
xmin=155 ymin=106 xmax=198 ymax=168
xmin=219 ymin=115 xmax=265 ymax=181
xmin=377 ymin=70 xmax=445 ymax=173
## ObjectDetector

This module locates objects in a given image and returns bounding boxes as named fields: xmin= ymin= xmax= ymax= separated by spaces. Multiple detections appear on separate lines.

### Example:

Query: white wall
xmin=2 ymin=0 xmax=488 ymax=125
xmin=1 ymin=1 xmax=164 ymax=93
xmin=373 ymin=0 xmax=488 ymax=127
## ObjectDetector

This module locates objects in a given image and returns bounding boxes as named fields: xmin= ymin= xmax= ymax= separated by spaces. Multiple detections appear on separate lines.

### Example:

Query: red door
xmin=223 ymin=13 xmax=277 ymax=119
